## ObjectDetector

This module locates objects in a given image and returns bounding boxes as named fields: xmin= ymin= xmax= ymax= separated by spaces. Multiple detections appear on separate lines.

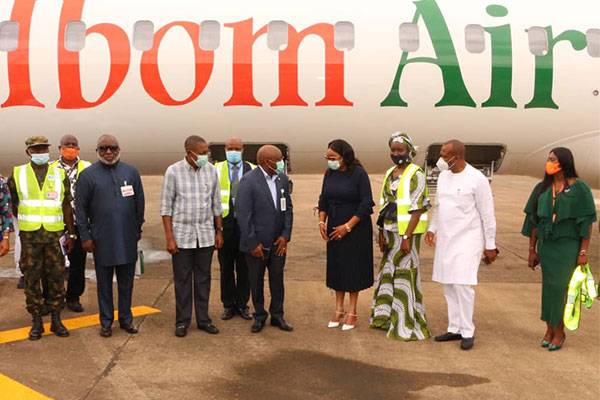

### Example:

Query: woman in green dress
xmin=369 ymin=132 xmax=431 ymax=341
xmin=522 ymin=147 xmax=596 ymax=351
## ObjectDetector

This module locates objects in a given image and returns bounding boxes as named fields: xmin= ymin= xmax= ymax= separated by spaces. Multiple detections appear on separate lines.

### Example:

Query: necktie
xmin=230 ymin=164 xmax=240 ymax=199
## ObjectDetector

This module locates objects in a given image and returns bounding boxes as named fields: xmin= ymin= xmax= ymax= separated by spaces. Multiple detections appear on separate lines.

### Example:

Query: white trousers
xmin=443 ymin=284 xmax=475 ymax=338
xmin=13 ymin=223 xmax=22 ymax=277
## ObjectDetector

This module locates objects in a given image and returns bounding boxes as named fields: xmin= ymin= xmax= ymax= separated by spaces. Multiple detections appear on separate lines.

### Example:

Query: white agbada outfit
xmin=429 ymin=164 xmax=496 ymax=338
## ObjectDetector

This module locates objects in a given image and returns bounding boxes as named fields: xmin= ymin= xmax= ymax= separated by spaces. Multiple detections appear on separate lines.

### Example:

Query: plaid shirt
xmin=160 ymin=159 xmax=222 ymax=249
xmin=0 ymin=176 xmax=13 ymax=234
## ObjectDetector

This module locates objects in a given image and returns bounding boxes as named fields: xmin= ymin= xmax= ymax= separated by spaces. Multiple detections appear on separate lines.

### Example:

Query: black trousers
xmin=246 ymin=250 xmax=286 ymax=322
xmin=66 ymin=237 xmax=87 ymax=302
xmin=218 ymin=217 xmax=249 ymax=310
xmin=95 ymin=262 xmax=135 ymax=328
xmin=172 ymin=246 xmax=214 ymax=327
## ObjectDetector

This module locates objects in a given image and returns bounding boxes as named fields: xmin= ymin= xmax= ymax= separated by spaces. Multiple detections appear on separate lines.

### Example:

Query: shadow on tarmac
xmin=211 ymin=349 xmax=490 ymax=399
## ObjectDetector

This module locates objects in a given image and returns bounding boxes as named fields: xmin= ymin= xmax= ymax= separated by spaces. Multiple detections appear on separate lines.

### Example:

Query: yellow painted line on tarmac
xmin=0 ymin=373 xmax=53 ymax=400
xmin=0 ymin=305 xmax=161 ymax=345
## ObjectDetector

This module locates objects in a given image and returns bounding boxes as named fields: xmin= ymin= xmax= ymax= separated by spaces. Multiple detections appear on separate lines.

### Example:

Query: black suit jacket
xmin=236 ymin=167 xmax=293 ymax=253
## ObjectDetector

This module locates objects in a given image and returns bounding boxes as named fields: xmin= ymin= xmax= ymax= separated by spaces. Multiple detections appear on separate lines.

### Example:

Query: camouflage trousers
xmin=20 ymin=240 xmax=66 ymax=316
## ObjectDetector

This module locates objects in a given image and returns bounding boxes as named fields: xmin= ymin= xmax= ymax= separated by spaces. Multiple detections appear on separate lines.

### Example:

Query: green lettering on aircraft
xmin=525 ymin=28 xmax=587 ymax=109
xmin=381 ymin=0 xmax=476 ymax=108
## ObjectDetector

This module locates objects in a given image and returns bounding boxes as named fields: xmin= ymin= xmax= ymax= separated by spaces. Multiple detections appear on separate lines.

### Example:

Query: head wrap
xmin=389 ymin=132 xmax=417 ymax=158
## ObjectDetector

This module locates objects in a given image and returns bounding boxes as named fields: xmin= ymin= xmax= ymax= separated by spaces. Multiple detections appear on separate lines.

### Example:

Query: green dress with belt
xmin=522 ymin=180 xmax=597 ymax=327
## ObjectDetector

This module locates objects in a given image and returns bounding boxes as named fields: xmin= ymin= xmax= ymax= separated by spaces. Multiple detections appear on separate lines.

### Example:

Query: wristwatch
xmin=402 ymin=234 xmax=411 ymax=240
xmin=68 ymin=233 xmax=78 ymax=240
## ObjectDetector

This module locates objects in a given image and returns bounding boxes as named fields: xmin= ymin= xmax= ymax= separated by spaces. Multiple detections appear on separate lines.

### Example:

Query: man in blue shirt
xmin=76 ymin=135 xmax=145 ymax=338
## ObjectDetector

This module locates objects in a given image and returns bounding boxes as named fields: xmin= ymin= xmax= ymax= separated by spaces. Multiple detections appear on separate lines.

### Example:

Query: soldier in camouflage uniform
xmin=8 ymin=136 xmax=77 ymax=340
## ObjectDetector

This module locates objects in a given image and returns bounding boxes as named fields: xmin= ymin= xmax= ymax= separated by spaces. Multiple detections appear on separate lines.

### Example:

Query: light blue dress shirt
xmin=259 ymin=166 xmax=278 ymax=208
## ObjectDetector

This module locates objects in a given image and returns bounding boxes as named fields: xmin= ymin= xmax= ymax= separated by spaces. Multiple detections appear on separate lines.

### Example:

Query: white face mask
xmin=436 ymin=156 xmax=455 ymax=172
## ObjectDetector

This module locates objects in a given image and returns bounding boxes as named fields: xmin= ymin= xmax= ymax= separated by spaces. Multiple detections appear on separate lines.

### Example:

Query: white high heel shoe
xmin=341 ymin=313 xmax=358 ymax=331
xmin=328 ymin=311 xmax=346 ymax=328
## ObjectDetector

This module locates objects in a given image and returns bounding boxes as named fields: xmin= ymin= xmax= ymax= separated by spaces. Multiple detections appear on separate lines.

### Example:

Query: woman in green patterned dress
xmin=370 ymin=132 xmax=431 ymax=341
xmin=522 ymin=147 xmax=596 ymax=351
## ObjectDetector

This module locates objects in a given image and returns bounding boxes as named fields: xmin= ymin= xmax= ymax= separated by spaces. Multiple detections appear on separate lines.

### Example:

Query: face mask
xmin=31 ymin=153 xmax=50 ymax=166
xmin=226 ymin=151 xmax=242 ymax=164
xmin=436 ymin=156 xmax=455 ymax=171
xmin=328 ymin=160 xmax=341 ymax=170
xmin=391 ymin=154 xmax=409 ymax=165
xmin=545 ymin=161 xmax=562 ymax=176
xmin=195 ymin=154 xmax=209 ymax=168
xmin=275 ymin=160 xmax=285 ymax=174
xmin=61 ymin=147 xmax=79 ymax=161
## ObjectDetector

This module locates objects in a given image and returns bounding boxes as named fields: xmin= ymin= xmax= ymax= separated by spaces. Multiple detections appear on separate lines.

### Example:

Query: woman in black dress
xmin=318 ymin=139 xmax=375 ymax=331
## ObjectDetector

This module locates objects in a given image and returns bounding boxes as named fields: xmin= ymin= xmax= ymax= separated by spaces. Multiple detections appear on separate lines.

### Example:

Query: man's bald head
xmin=60 ymin=134 xmax=79 ymax=148
xmin=257 ymin=145 xmax=283 ymax=175
xmin=97 ymin=134 xmax=119 ymax=148
xmin=225 ymin=137 xmax=243 ymax=152
xmin=97 ymin=134 xmax=120 ymax=165
xmin=442 ymin=139 xmax=466 ymax=159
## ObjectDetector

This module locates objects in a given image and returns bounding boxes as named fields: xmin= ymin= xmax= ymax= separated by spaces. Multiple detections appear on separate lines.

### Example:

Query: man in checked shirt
xmin=161 ymin=135 xmax=224 ymax=338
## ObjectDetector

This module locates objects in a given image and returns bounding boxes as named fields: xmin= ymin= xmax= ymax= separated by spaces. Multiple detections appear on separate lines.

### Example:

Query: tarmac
xmin=0 ymin=174 xmax=598 ymax=400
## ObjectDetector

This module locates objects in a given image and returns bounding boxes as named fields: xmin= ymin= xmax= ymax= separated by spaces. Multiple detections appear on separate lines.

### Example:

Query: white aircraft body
xmin=0 ymin=0 xmax=598 ymax=186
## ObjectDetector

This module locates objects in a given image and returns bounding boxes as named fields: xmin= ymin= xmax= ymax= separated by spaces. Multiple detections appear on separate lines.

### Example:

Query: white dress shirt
xmin=259 ymin=166 xmax=278 ymax=208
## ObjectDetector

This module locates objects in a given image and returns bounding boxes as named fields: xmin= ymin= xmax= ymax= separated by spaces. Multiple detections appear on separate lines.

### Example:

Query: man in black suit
xmin=236 ymin=145 xmax=293 ymax=333
xmin=215 ymin=137 xmax=255 ymax=321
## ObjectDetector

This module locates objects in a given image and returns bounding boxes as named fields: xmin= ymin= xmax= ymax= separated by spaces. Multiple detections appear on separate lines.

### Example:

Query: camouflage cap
xmin=25 ymin=136 xmax=51 ymax=148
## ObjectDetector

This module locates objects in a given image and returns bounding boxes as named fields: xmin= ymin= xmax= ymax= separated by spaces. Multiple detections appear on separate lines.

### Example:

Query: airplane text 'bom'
xmin=0 ymin=0 xmax=596 ymax=110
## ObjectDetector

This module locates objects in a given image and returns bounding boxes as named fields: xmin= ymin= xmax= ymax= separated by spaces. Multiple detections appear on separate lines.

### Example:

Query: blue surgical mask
xmin=327 ymin=160 xmax=341 ymax=170
xmin=195 ymin=154 xmax=209 ymax=168
xmin=31 ymin=153 xmax=50 ymax=166
xmin=226 ymin=151 xmax=242 ymax=164
xmin=275 ymin=160 xmax=285 ymax=174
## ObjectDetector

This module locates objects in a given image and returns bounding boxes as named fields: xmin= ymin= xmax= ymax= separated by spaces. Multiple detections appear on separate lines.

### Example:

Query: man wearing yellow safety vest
xmin=215 ymin=137 xmax=255 ymax=321
xmin=7 ymin=136 xmax=77 ymax=341
xmin=53 ymin=134 xmax=91 ymax=313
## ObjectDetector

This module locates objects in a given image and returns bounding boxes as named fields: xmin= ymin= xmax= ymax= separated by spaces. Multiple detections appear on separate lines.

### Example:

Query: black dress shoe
xmin=66 ymin=300 xmax=84 ymax=313
xmin=197 ymin=323 xmax=219 ymax=334
xmin=251 ymin=320 xmax=265 ymax=333
xmin=100 ymin=326 xmax=112 ymax=338
xmin=17 ymin=276 xmax=26 ymax=289
xmin=221 ymin=308 xmax=236 ymax=320
xmin=174 ymin=325 xmax=188 ymax=337
xmin=50 ymin=312 xmax=70 ymax=337
xmin=434 ymin=332 xmax=462 ymax=342
xmin=28 ymin=316 xmax=44 ymax=341
xmin=461 ymin=337 xmax=475 ymax=350
xmin=238 ymin=307 xmax=252 ymax=321
xmin=271 ymin=318 xmax=294 ymax=332
xmin=120 ymin=324 xmax=139 ymax=334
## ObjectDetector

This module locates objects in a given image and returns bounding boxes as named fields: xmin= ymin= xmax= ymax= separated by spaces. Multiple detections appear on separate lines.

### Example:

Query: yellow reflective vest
xmin=379 ymin=163 xmax=428 ymax=235
xmin=564 ymin=263 xmax=597 ymax=331
xmin=13 ymin=162 xmax=66 ymax=232
xmin=215 ymin=160 xmax=255 ymax=218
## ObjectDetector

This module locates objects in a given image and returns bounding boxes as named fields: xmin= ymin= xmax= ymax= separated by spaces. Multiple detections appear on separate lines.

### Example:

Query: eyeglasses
xmin=97 ymin=145 xmax=120 ymax=153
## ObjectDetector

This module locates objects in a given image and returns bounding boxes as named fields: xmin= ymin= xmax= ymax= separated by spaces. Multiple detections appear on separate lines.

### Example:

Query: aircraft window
xmin=465 ymin=24 xmax=485 ymax=54
xmin=527 ymin=27 xmax=548 ymax=56
xmin=267 ymin=20 xmax=288 ymax=51
xmin=65 ymin=21 xmax=86 ymax=52
xmin=399 ymin=23 xmax=419 ymax=52
xmin=133 ymin=20 xmax=154 ymax=51
xmin=586 ymin=29 xmax=600 ymax=58
xmin=199 ymin=20 xmax=220 ymax=51
xmin=0 ymin=21 xmax=19 ymax=52
xmin=334 ymin=21 xmax=355 ymax=51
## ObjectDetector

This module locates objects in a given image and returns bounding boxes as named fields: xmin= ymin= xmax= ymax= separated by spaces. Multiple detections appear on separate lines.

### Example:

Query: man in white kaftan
xmin=426 ymin=140 xmax=498 ymax=350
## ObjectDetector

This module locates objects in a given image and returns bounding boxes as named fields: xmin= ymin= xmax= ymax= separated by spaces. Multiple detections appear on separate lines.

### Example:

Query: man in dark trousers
xmin=76 ymin=135 xmax=145 ymax=338
xmin=236 ymin=145 xmax=293 ymax=333
xmin=214 ymin=137 xmax=255 ymax=321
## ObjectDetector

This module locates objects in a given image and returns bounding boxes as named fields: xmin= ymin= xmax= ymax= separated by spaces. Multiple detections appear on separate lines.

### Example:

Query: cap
xmin=25 ymin=136 xmax=51 ymax=148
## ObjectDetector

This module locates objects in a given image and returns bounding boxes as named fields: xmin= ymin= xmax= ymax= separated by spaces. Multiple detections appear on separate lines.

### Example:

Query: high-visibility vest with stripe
xmin=13 ymin=163 xmax=66 ymax=232
xmin=50 ymin=159 xmax=92 ymax=178
xmin=379 ymin=163 xmax=428 ymax=235
xmin=564 ymin=263 xmax=597 ymax=331
xmin=215 ymin=160 xmax=256 ymax=218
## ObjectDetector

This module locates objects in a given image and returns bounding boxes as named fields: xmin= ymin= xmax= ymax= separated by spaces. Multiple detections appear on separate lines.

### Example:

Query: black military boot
xmin=29 ymin=315 xmax=44 ymax=341
xmin=50 ymin=311 xmax=70 ymax=337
